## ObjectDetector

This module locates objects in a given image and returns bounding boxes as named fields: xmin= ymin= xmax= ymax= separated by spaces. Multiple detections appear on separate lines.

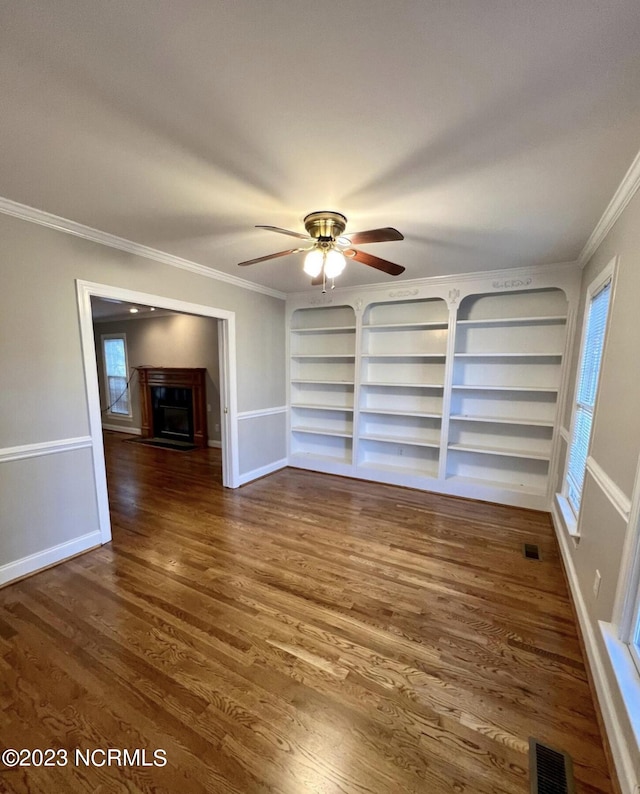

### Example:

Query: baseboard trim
xmin=551 ymin=505 xmax=637 ymax=794
xmin=238 ymin=458 xmax=287 ymax=486
xmin=553 ymin=493 xmax=579 ymax=541
xmin=102 ymin=425 xmax=220 ymax=447
xmin=0 ymin=531 xmax=102 ymax=588
xmin=102 ymin=424 xmax=142 ymax=436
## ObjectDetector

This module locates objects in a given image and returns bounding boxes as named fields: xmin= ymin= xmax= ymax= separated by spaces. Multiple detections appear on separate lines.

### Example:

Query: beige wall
xmin=562 ymin=190 xmax=640 ymax=494
xmin=0 ymin=211 xmax=286 ymax=575
xmin=94 ymin=312 xmax=222 ymax=443
xmin=554 ymin=188 xmax=640 ymax=790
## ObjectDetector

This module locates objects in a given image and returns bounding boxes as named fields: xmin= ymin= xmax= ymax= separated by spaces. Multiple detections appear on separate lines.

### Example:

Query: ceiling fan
xmin=238 ymin=211 xmax=405 ymax=289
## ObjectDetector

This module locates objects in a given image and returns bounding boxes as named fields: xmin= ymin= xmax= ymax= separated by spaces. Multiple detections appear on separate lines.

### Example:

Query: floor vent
xmin=529 ymin=738 xmax=575 ymax=794
xmin=523 ymin=543 xmax=541 ymax=560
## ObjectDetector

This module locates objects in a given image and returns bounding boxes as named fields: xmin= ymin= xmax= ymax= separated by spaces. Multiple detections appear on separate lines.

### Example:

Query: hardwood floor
xmin=0 ymin=432 xmax=612 ymax=793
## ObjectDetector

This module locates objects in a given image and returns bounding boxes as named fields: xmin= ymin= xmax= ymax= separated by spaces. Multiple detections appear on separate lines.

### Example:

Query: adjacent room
xmin=1 ymin=2 xmax=639 ymax=793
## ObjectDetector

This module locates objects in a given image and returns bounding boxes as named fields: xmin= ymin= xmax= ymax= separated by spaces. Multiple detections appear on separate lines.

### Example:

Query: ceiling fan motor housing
xmin=304 ymin=211 xmax=347 ymax=241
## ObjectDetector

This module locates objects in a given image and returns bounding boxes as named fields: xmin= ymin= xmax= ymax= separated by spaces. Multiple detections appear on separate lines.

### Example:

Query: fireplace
xmin=138 ymin=368 xmax=208 ymax=448
xmin=152 ymin=386 xmax=193 ymax=442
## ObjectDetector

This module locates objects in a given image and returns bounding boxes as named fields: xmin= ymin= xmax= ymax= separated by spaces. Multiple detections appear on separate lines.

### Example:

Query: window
xmin=564 ymin=271 xmax=612 ymax=516
xmin=620 ymin=473 xmax=640 ymax=675
xmin=102 ymin=334 xmax=131 ymax=416
xmin=631 ymin=588 xmax=640 ymax=674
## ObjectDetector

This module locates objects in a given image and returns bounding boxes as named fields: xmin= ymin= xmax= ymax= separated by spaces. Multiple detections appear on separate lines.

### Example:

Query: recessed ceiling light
xmin=129 ymin=307 xmax=139 ymax=314
xmin=149 ymin=307 xmax=155 ymax=311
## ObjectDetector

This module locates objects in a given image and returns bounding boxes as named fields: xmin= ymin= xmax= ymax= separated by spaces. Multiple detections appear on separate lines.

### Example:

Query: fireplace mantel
xmin=137 ymin=367 xmax=208 ymax=448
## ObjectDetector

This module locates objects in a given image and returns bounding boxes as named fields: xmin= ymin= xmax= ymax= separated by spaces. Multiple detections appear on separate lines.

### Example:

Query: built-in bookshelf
xmin=445 ymin=288 xmax=567 ymax=499
xmin=287 ymin=276 xmax=574 ymax=509
xmin=357 ymin=298 xmax=448 ymax=479
xmin=289 ymin=305 xmax=356 ymax=467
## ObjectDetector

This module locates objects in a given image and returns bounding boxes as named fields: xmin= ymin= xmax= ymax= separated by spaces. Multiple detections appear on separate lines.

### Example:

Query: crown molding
xmin=578 ymin=148 xmax=640 ymax=268
xmin=0 ymin=196 xmax=286 ymax=301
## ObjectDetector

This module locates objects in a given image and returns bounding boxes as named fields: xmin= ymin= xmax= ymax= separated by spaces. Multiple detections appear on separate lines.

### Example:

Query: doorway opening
xmin=76 ymin=280 xmax=240 ymax=545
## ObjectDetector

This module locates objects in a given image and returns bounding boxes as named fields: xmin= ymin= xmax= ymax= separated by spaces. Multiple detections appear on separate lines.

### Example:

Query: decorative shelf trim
xmin=447 ymin=443 xmax=551 ymax=461
xmin=359 ymin=409 xmax=442 ymax=418
xmin=361 ymin=353 xmax=447 ymax=359
xmin=451 ymin=384 xmax=559 ymax=393
xmin=0 ymin=196 xmax=286 ymax=300
xmin=449 ymin=415 xmax=555 ymax=428
xmin=291 ymin=427 xmax=352 ymax=438
xmin=360 ymin=434 xmax=440 ymax=448
xmin=456 ymin=315 xmax=567 ymax=326
xmin=363 ymin=321 xmax=449 ymax=330
xmin=0 ymin=436 xmax=93 ymax=464
xmin=361 ymin=381 xmax=444 ymax=389
xmin=287 ymin=260 xmax=579 ymax=300
xmin=454 ymin=352 xmax=563 ymax=358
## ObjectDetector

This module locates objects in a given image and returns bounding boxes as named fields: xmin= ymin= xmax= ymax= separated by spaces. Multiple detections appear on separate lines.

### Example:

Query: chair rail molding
xmin=0 ymin=436 xmax=93 ymax=464
xmin=586 ymin=456 xmax=632 ymax=522
xmin=238 ymin=406 xmax=287 ymax=420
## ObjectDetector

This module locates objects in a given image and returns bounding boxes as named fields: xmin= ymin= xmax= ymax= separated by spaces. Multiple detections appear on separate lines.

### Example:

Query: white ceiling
xmin=2 ymin=1 xmax=640 ymax=294
xmin=91 ymin=296 xmax=171 ymax=321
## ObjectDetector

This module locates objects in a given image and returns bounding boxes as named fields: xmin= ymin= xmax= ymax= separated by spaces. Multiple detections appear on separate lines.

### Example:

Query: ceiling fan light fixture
xmin=324 ymin=248 xmax=346 ymax=278
xmin=303 ymin=248 xmax=324 ymax=277
xmin=239 ymin=210 xmax=406 ymax=282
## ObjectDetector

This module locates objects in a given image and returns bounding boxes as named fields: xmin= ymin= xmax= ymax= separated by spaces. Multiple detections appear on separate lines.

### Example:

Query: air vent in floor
xmin=523 ymin=543 xmax=541 ymax=560
xmin=529 ymin=738 xmax=575 ymax=794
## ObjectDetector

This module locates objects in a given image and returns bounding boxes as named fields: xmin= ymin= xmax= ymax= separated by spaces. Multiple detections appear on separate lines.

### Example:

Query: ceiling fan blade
xmin=238 ymin=248 xmax=302 ymax=266
xmin=346 ymin=248 xmax=405 ymax=275
xmin=342 ymin=227 xmax=404 ymax=245
xmin=256 ymin=225 xmax=312 ymax=241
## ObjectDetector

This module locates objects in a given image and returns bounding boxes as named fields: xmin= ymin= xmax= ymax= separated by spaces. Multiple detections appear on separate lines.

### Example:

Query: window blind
xmin=566 ymin=281 xmax=611 ymax=514
xmin=103 ymin=337 xmax=130 ymax=415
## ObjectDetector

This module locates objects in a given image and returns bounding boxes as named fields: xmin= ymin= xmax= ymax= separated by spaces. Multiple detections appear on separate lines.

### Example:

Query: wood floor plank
xmin=0 ymin=432 xmax=613 ymax=793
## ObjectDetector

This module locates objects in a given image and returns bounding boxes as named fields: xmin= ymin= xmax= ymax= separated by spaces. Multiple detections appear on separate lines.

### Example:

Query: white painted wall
xmin=94 ymin=312 xmax=222 ymax=444
xmin=0 ymin=211 xmax=285 ymax=582
xmin=552 ymin=188 xmax=640 ymax=793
